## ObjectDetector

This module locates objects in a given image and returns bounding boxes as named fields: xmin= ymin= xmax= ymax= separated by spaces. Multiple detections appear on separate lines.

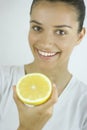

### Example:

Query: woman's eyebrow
xmin=30 ymin=20 xmax=72 ymax=29
xmin=30 ymin=20 xmax=42 ymax=25
xmin=54 ymin=25 xmax=72 ymax=29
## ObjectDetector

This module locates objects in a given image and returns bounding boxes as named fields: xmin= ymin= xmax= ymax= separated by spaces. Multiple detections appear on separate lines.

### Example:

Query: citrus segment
xmin=16 ymin=73 xmax=52 ymax=105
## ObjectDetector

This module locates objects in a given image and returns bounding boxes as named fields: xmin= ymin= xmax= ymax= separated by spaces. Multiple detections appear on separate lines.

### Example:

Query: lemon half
xmin=16 ymin=73 xmax=52 ymax=106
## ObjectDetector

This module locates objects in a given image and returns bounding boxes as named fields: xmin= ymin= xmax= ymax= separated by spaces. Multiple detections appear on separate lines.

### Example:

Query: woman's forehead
xmin=31 ymin=1 xmax=77 ymax=14
xmin=30 ymin=2 xmax=77 ymax=26
xmin=31 ymin=1 xmax=77 ymax=17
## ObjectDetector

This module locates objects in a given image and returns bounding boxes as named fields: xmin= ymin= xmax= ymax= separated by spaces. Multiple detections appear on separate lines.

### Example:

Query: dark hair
xmin=30 ymin=0 xmax=86 ymax=32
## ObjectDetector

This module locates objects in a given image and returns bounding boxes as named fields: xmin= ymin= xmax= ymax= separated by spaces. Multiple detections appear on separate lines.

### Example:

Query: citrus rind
xmin=16 ymin=73 xmax=52 ymax=105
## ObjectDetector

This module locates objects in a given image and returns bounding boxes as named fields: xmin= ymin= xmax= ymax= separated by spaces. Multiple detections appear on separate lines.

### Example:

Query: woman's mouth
xmin=38 ymin=50 xmax=57 ymax=57
xmin=36 ymin=49 xmax=61 ymax=61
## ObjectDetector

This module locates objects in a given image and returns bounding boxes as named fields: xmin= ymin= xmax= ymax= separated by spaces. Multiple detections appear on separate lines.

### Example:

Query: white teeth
xmin=38 ymin=50 xmax=56 ymax=57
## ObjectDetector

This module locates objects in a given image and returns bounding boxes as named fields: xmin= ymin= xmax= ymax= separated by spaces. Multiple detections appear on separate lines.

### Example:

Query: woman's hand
xmin=13 ymin=84 xmax=58 ymax=130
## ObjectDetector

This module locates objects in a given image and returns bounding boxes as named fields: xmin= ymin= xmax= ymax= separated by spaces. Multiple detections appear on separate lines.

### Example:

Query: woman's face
xmin=29 ymin=2 xmax=84 ymax=69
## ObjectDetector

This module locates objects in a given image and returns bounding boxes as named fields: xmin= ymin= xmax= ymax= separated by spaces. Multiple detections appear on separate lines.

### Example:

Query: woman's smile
xmin=29 ymin=1 xmax=85 ymax=69
xmin=37 ymin=49 xmax=60 ymax=60
xmin=38 ymin=50 xmax=57 ymax=57
xmin=35 ymin=48 xmax=61 ymax=61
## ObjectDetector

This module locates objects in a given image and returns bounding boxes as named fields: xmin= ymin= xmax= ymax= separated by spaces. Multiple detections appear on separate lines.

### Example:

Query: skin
xmin=13 ymin=1 xmax=86 ymax=130
xmin=26 ymin=1 xmax=85 ymax=95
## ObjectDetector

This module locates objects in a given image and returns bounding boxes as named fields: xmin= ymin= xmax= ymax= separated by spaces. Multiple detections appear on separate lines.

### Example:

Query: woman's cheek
xmin=29 ymin=32 xmax=38 ymax=45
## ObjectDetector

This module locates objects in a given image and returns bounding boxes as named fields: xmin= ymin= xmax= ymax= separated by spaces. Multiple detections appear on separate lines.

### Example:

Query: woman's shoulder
xmin=71 ymin=76 xmax=87 ymax=105
xmin=67 ymin=75 xmax=87 ymax=103
xmin=75 ymin=76 xmax=87 ymax=92
xmin=71 ymin=76 xmax=87 ymax=91
xmin=0 ymin=65 xmax=24 ymax=77
xmin=0 ymin=65 xmax=25 ymax=95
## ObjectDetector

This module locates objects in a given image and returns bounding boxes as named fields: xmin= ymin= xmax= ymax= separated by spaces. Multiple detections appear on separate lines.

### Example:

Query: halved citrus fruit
xmin=16 ymin=73 xmax=52 ymax=106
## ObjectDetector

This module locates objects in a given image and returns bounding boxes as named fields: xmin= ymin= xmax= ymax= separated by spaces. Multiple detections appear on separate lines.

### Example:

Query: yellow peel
xmin=16 ymin=73 xmax=52 ymax=105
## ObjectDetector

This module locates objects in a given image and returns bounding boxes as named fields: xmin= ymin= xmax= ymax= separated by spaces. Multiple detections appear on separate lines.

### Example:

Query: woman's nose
xmin=43 ymin=32 xmax=55 ymax=46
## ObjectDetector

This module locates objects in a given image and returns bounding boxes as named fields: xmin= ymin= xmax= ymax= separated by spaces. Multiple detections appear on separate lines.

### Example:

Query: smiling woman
xmin=0 ymin=0 xmax=87 ymax=130
xmin=29 ymin=1 xmax=85 ymax=71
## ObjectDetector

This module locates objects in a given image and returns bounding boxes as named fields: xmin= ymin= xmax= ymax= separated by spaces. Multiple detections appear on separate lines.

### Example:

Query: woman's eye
xmin=56 ymin=30 xmax=66 ymax=35
xmin=32 ymin=26 xmax=42 ymax=32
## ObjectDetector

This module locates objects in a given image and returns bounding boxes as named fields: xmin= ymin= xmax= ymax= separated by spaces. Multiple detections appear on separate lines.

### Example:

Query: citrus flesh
xmin=16 ymin=73 xmax=52 ymax=106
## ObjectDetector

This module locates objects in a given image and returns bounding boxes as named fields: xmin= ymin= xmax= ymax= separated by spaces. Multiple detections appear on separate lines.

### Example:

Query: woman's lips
xmin=37 ymin=49 xmax=60 ymax=58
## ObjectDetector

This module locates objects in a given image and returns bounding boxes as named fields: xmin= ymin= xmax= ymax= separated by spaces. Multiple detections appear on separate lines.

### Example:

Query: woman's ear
xmin=77 ymin=27 xmax=86 ymax=43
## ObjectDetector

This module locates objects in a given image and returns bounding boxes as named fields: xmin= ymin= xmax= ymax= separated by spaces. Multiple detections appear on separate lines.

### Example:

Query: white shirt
xmin=0 ymin=65 xmax=87 ymax=130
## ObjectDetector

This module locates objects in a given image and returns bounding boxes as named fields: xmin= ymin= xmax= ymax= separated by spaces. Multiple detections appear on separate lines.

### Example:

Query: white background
xmin=0 ymin=0 xmax=87 ymax=84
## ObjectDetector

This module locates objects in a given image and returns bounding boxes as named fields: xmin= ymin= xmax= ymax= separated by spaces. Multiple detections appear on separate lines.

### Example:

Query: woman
xmin=0 ymin=0 xmax=87 ymax=130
